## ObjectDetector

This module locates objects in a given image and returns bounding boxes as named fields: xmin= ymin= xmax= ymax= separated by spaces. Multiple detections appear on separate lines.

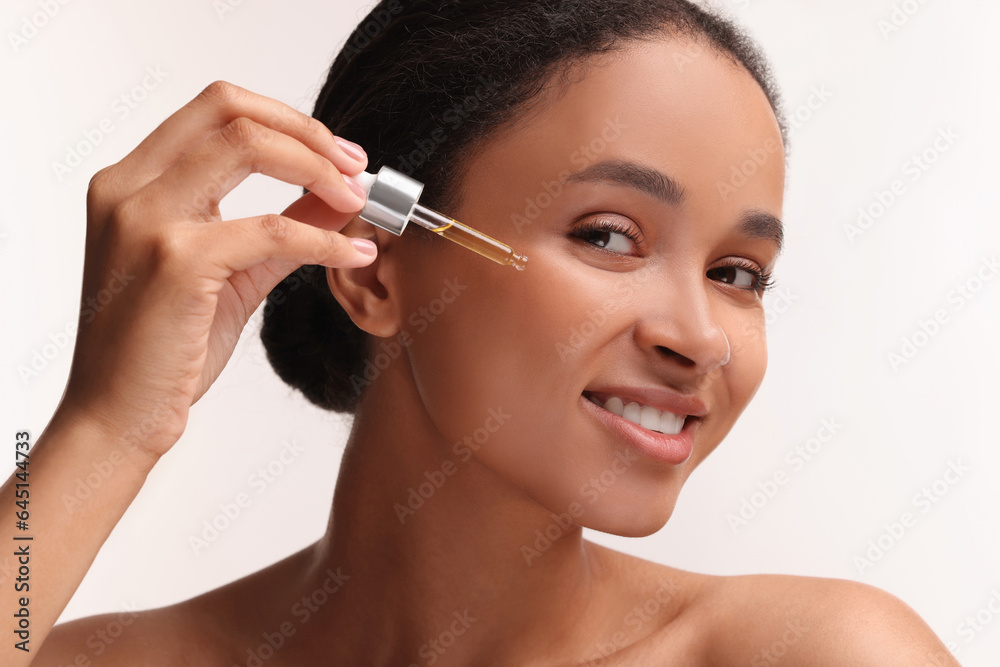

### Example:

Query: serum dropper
xmin=352 ymin=166 xmax=528 ymax=271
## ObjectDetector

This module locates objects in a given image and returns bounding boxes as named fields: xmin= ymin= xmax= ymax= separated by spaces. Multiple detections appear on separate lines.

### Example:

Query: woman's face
xmin=377 ymin=35 xmax=785 ymax=537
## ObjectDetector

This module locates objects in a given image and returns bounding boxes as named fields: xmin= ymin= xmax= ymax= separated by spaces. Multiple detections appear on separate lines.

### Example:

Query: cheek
xmin=727 ymin=311 xmax=769 ymax=408
xmin=397 ymin=252 xmax=618 ymax=499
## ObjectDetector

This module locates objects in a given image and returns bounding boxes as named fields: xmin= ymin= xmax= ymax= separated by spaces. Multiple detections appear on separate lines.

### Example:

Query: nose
xmin=632 ymin=274 xmax=732 ymax=378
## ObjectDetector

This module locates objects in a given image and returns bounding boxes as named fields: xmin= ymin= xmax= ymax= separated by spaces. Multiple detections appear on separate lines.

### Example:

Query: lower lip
xmin=579 ymin=394 xmax=698 ymax=465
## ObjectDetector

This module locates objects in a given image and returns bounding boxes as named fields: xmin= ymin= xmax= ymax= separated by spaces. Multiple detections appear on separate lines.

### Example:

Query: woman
xmin=5 ymin=0 xmax=958 ymax=664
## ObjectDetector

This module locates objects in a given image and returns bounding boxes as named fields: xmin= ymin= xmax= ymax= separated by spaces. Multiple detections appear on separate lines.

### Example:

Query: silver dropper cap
xmin=354 ymin=166 xmax=424 ymax=236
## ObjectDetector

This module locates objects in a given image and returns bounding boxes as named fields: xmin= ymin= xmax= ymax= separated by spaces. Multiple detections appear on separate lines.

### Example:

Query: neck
xmin=299 ymin=372 xmax=611 ymax=665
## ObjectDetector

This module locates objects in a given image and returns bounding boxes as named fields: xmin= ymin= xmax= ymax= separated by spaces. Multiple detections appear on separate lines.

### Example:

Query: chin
xmin=579 ymin=495 xmax=680 ymax=539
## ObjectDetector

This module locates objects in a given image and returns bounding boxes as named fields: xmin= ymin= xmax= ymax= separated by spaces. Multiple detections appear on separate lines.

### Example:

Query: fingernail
xmin=343 ymin=173 xmax=367 ymax=203
xmin=350 ymin=238 xmax=377 ymax=255
xmin=335 ymin=136 xmax=367 ymax=162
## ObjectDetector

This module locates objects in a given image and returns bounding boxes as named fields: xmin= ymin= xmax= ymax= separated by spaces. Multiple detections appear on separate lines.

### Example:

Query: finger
xmin=234 ymin=192 xmax=368 ymax=292
xmin=281 ymin=191 xmax=360 ymax=233
xmin=198 ymin=212 xmax=377 ymax=277
xmin=145 ymin=117 xmax=368 ymax=217
xmin=115 ymin=80 xmax=367 ymax=190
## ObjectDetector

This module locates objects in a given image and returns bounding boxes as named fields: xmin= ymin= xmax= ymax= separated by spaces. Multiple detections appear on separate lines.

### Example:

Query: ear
xmin=325 ymin=213 xmax=402 ymax=338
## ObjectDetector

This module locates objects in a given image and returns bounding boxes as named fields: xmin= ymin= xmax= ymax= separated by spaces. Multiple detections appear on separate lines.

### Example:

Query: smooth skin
xmin=10 ymin=34 xmax=958 ymax=667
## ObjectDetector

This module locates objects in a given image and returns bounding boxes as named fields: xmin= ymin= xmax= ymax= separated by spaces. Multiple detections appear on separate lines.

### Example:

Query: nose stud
xmin=721 ymin=330 xmax=731 ymax=366
xmin=707 ymin=329 xmax=731 ymax=373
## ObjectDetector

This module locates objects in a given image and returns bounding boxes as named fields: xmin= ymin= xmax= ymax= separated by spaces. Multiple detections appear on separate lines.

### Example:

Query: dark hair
xmin=261 ymin=0 xmax=788 ymax=413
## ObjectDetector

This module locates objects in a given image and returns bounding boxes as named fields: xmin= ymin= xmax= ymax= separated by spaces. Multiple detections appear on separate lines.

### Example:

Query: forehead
xmin=468 ymin=35 xmax=785 ymax=217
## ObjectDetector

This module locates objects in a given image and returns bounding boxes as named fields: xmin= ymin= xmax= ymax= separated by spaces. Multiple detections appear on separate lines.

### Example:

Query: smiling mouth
xmin=582 ymin=391 xmax=693 ymax=436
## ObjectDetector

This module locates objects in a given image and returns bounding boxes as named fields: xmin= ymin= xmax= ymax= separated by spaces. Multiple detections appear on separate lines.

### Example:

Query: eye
xmin=571 ymin=216 xmax=643 ymax=256
xmin=707 ymin=259 xmax=775 ymax=294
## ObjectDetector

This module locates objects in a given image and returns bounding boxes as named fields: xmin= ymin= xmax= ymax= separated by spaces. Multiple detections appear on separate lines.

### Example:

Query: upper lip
xmin=583 ymin=385 xmax=708 ymax=418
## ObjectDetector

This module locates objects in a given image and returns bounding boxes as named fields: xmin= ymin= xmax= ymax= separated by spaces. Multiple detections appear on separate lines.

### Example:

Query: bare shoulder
xmin=34 ymin=602 xmax=225 ymax=666
xmin=686 ymin=572 xmax=959 ymax=666
xmin=585 ymin=545 xmax=958 ymax=666
xmin=35 ymin=546 xmax=317 ymax=665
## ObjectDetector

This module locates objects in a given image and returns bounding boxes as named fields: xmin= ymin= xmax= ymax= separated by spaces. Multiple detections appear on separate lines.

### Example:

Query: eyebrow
xmin=565 ymin=159 xmax=784 ymax=253
xmin=736 ymin=209 xmax=784 ymax=255
xmin=567 ymin=159 xmax=687 ymax=205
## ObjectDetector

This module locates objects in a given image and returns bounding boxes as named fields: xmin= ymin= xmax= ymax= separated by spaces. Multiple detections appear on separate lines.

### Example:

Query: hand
xmin=59 ymin=80 xmax=375 ymax=462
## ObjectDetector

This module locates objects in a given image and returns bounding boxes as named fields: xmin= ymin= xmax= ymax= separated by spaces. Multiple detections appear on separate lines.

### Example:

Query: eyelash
xmin=573 ymin=217 xmax=644 ymax=252
xmin=572 ymin=217 xmax=777 ymax=294
xmin=712 ymin=257 xmax=776 ymax=294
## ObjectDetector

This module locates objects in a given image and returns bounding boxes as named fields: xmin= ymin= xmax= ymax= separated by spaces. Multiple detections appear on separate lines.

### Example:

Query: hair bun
xmin=260 ymin=265 xmax=368 ymax=413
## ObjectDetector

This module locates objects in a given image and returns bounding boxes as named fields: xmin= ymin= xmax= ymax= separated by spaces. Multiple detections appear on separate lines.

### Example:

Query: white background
xmin=1 ymin=0 xmax=998 ymax=664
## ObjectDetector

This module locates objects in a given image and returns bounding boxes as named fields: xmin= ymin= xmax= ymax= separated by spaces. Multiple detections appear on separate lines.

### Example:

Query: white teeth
xmin=640 ymin=405 xmax=660 ymax=430
xmin=604 ymin=396 xmax=624 ymax=416
xmin=587 ymin=393 xmax=687 ymax=435
xmin=659 ymin=411 xmax=684 ymax=436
